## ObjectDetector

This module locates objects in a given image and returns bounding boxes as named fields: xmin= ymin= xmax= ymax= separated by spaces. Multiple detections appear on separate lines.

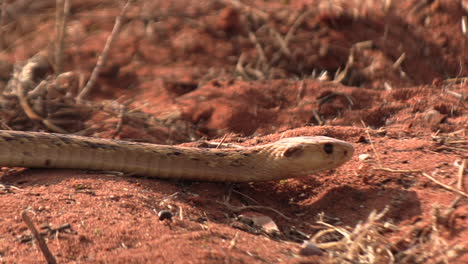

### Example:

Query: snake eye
xmin=283 ymin=146 xmax=304 ymax=157
xmin=323 ymin=143 xmax=333 ymax=154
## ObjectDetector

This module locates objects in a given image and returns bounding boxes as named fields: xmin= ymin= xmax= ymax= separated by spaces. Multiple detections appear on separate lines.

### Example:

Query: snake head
xmin=271 ymin=136 xmax=354 ymax=179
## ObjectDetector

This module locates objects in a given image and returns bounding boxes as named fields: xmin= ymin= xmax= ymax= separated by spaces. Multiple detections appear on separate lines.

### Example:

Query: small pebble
xmin=423 ymin=109 xmax=444 ymax=125
xmin=357 ymin=135 xmax=369 ymax=143
xmin=299 ymin=241 xmax=323 ymax=256
xmin=359 ymin=154 xmax=372 ymax=161
xmin=238 ymin=213 xmax=279 ymax=235
xmin=158 ymin=210 xmax=173 ymax=221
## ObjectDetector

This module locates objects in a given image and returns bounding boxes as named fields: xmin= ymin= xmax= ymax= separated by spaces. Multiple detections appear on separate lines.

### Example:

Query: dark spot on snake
xmin=195 ymin=142 xmax=211 ymax=148
xmin=16 ymin=133 xmax=35 ymax=139
xmin=215 ymin=152 xmax=228 ymax=157
xmin=230 ymin=159 xmax=243 ymax=167
xmin=189 ymin=157 xmax=200 ymax=161
xmin=59 ymin=136 xmax=75 ymax=144
xmin=283 ymin=146 xmax=304 ymax=157
xmin=111 ymin=139 xmax=142 ymax=146
xmin=53 ymin=141 xmax=65 ymax=146
xmin=241 ymin=153 xmax=250 ymax=157
xmin=22 ymin=151 xmax=32 ymax=157
xmin=1 ymin=136 xmax=16 ymax=141
xmin=323 ymin=143 xmax=333 ymax=154
xmin=44 ymin=159 xmax=51 ymax=167
xmin=35 ymin=133 xmax=57 ymax=140
xmin=83 ymin=141 xmax=119 ymax=150
xmin=167 ymin=151 xmax=182 ymax=156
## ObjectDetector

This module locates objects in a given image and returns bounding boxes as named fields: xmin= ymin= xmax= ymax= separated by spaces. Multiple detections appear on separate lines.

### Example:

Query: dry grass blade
xmin=311 ymin=198 xmax=466 ymax=263
xmin=270 ymin=28 xmax=291 ymax=58
xmin=361 ymin=120 xmax=383 ymax=167
xmin=284 ymin=9 xmax=312 ymax=45
xmin=235 ymin=52 xmax=249 ymax=79
xmin=0 ymin=119 xmax=11 ymax=130
xmin=313 ymin=207 xmax=396 ymax=263
xmin=248 ymin=30 xmax=268 ymax=68
xmin=432 ymin=133 xmax=468 ymax=153
xmin=392 ymin=52 xmax=406 ymax=69
xmin=444 ymin=76 xmax=468 ymax=84
xmin=334 ymin=48 xmax=354 ymax=83
xmin=445 ymin=89 xmax=466 ymax=101
xmin=223 ymin=0 xmax=269 ymax=20
xmin=396 ymin=202 xmax=466 ymax=263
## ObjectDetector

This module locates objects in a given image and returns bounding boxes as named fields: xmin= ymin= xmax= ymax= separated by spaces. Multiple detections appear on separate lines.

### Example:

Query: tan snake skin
xmin=0 ymin=130 xmax=354 ymax=182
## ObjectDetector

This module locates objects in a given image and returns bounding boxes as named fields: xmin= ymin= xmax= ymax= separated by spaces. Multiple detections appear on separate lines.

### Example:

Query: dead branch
xmin=54 ymin=0 xmax=70 ymax=74
xmin=77 ymin=0 xmax=132 ymax=101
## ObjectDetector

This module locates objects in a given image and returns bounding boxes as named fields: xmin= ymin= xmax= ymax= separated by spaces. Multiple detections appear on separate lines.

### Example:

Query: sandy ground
xmin=0 ymin=0 xmax=467 ymax=263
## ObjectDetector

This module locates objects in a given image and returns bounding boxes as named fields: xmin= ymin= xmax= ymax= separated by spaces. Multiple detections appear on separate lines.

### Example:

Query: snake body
xmin=0 ymin=130 xmax=354 ymax=182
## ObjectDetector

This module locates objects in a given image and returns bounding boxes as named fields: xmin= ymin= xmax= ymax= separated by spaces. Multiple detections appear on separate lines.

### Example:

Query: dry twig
xmin=456 ymin=159 xmax=466 ymax=191
xmin=54 ymin=0 xmax=70 ymax=74
xmin=375 ymin=167 xmax=468 ymax=198
xmin=216 ymin=200 xmax=292 ymax=221
xmin=0 ymin=0 xmax=6 ymax=48
xmin=444 ymin=76 xmax=468 ymax=84
xmin=0 ymin=183 xmax=22 ymax=193
xmin=111 ymin=103 xmax=125 ymax=139
xmin=77 ymin=0 xmax=132 ymax=101
xmin=422 ymin=172 xmax=468 ymax=199
xmin=392 ymin=52 xmax=406 ymax=69
xmin=215 ymin=133 xmax=231 ymax=149
xmin=248 ymin=30 xmax=268 ymax=70
xmin=21 ymin=211 xmax=57 ymax=264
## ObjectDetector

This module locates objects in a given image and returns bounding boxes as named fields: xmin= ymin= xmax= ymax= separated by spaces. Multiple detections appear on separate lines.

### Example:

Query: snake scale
xmin=0 ymin=130 xmax=354 ymax=182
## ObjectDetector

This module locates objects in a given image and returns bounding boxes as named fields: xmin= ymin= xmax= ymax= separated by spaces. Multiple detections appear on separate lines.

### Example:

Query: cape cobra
xmin=0 ymin=130 xmax=354 ymax=182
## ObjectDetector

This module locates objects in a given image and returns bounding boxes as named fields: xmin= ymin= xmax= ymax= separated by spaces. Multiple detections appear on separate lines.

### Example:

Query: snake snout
xmin=338 ymin=142 xmax=355 ymax=162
